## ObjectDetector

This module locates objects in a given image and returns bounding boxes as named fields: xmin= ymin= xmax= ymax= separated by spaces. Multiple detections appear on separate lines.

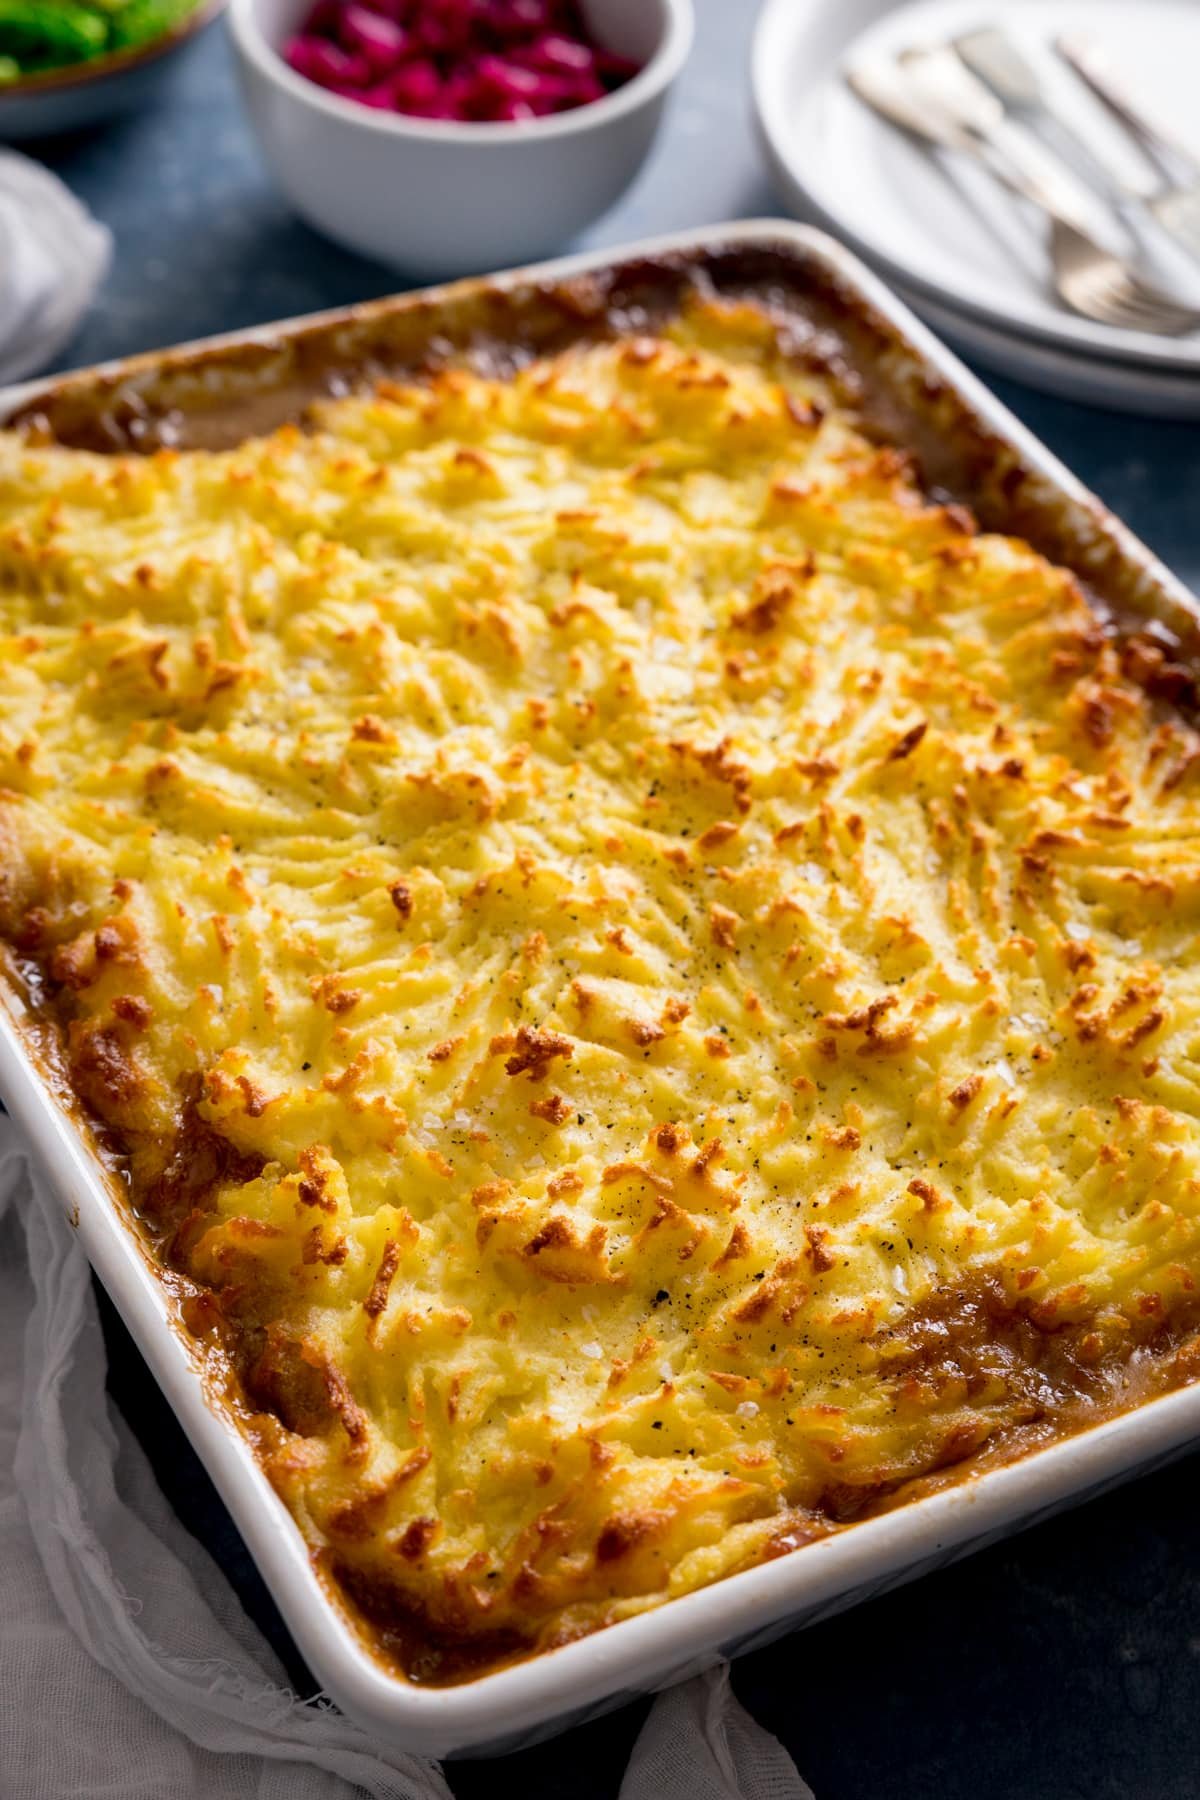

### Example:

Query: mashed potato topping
xmin=2 ymin=299 xmax=1200 ymax=1674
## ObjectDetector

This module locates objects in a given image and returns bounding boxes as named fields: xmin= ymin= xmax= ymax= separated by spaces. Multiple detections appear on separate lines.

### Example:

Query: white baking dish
xmin=3 ymin=221 xmax=1200 ymax=1760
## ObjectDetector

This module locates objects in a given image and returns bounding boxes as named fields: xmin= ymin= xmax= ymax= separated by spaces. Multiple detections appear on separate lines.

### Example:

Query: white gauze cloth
xmin=0 ymin=1115 xmax=813 ymax=1799
xmin=0 ymin=151 xmax=110 ymax=384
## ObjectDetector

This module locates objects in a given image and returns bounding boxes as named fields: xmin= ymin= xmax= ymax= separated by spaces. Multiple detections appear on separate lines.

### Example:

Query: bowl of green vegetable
xmin=0 ymin=0 xmax=226 ymax=138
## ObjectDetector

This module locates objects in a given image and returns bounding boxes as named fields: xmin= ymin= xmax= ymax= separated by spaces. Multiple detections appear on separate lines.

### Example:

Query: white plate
xmin=752 ymin=0 xmax=1200 ymax=382
xmin=898 ymin=281 xmax=1200 ymax=415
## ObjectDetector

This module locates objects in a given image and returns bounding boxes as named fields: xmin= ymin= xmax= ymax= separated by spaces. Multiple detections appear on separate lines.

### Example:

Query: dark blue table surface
xmin=31 ymin=4 xmax=1200 ymax=1793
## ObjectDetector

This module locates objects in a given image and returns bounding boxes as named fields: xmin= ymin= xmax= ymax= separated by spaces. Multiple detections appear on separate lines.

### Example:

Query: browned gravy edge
xmin=0 ymin=949 xmax=281 ymax=1453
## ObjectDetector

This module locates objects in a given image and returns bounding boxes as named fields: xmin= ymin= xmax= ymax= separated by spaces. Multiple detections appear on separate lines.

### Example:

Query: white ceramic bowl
xmin=230 ymin=0 xmax=694 ymax=278
xmin=0 ymin=0 xmax=226 ymax=141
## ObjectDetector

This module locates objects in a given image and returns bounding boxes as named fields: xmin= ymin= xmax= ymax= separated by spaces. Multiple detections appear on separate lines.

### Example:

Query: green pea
xmin=108 ymin=0 xmax=198 ymax=50
xmin=0 ymin=1 xmax=108 ymax=63
xmin=0 ymin=0 xmax=200 ymax=72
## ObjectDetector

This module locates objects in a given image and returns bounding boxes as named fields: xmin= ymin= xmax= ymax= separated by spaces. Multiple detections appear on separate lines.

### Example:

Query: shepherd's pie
xmin=3 ymin=297 xmax=1200 ymax=1677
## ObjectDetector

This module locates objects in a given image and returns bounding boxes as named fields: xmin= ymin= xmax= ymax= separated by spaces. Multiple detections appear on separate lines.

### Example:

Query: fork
xmin=847 ymin=54 xmax=1200 ymax=335
xmin=1056 ymin=33 xmax=1200 ymax=261
xmin=1045 ymin=216 xmax=1200 ymax=333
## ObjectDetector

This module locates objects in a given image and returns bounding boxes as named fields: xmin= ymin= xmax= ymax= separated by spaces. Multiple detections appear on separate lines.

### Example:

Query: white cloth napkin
xmin=0 ymin=1115 xmax=814 ymax=1799
xmin=0 ymin=150 xmax=110 ymax=385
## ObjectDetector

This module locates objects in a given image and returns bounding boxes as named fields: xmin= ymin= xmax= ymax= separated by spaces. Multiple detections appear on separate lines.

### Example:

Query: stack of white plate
xmin=752 ymin=0 xmax=1200 ymax=416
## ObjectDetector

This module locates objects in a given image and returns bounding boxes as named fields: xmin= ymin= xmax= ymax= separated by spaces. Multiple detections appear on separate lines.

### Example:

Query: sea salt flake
xmin=735 ymin=1401 xmax=759 ymax=1420
xmin=1064 ymin=921 xmax=1090 ymax=942
xmin=580 ymin=1340 xmax=603 ymax=1360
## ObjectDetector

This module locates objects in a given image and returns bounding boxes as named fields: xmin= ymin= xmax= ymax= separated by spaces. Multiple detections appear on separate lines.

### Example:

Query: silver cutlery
xmin=955 ymin=28 xmax=1161 ymax=207
xmin=897 ymin=43 xmax=1112 ymax=243
xmin=955 ymin=24 xmax=1200 ymax=293
xmin=1039 ymin=214 xmax=1200 ymax=335
xmin=1056 ymin=33 xmax=1200 ymax=260
xmin=847 ymin=53 xmax=1200 ymax=335
xmin=953 ymin=28 xmax=1200 ymax=308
